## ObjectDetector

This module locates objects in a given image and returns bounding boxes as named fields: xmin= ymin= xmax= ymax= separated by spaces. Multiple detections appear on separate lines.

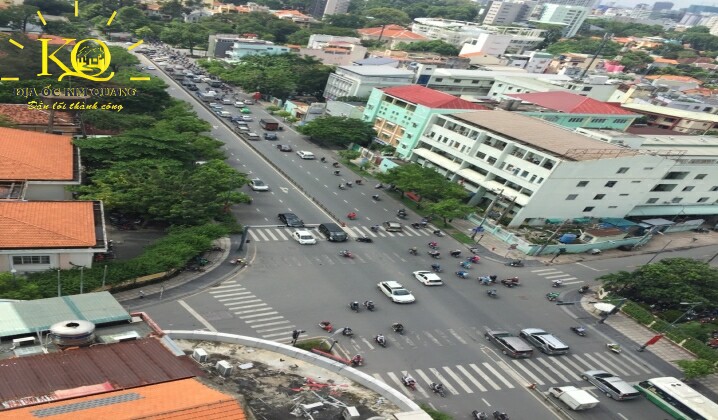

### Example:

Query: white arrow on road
xmin=280 ymin=187 xmax=289 ymax=193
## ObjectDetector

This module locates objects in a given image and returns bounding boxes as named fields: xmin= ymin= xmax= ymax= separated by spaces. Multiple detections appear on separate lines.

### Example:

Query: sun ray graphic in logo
xmin=3 ymin=1 xmax=146 ymax=82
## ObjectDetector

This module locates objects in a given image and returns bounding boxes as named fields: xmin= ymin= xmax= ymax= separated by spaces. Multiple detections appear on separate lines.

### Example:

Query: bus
xmin=634 ymin=377 xmax=718 ymax=420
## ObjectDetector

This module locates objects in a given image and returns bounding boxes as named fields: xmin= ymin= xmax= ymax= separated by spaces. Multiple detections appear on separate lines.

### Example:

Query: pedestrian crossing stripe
xmin=247 ymin=226 xmax=433 ymax=242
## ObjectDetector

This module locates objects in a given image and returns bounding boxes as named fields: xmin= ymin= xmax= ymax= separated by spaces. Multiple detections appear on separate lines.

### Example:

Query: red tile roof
xmin=7 ymin=378 xmax=246 ymax=420
xmin=507 ymin=91 xmax=637 ymax=115
xmin=0 ymin=201 xmax=97 ymax=248
xmin=382 ymin=85 xmax=488 ymax=110
xmin=358 ymin=25 xmax=427 ymax=40
xmin=0 ymin=127 xmax=75 ymax=181
xmin=26 ymin=33 xmax=76 ymax=46
xmin=0 ymin=103 xmax=75 ymax=127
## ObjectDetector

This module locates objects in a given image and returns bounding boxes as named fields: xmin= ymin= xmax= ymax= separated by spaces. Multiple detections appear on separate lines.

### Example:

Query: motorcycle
xmin=607 ymin=343 xmax=622 ymax=354
xmin=363 ymin=300 xmax=375 ymax=311
xmin=430 ymin=382 xmax=446 ymax=397
xmin=229 ymin=258 xmax=247 ymax=266
xmin=552 ymin=280 xmax=563 ymax=288
xmin=372 ymin=195 xmax=381 ymax=201
xmin=456 ymin=270 xmax=469 ymax=279
xmin=546 ymin=292 xmax=560 ymax=301
xmin=333 ymin=170 xmax=341 ymax=176
xmin=319 ymin=321 xmax=333 ymax=332
xmin=346 ymin=182 xmax=353 ymax=188
xmin=434 ymin=230 xmax=445 ymax=237
xmin=472 ymin=411 xmax=489 ymax=420
xmin=342 ymin=327 xmax=354 ymax=337
xmin=450 ymin=250 xmax=462 ymax=258
xmin=397 ymin=212 xmax=408 ymax=219
xmin=428 ymin=251 xmax=441 ymax=259
xmin=479 ymin=275 xmax=497 ymax=285
xmin=578 ymin=285 xmax=590 ymax=294
xmin=338 ymin=184 xmax=346 ymax=190
xmin=401 ymin=375 xmax=417 ymax=391
xmin=492 ymin=411 xmax=509 ymax=420
xmin=468 ymin=255 xmax=481 ymax=264
xmin=506 ymin=260 xmax=524 ymax=267
xmin=431 ymin=264 xmax=442 ymax=273
xmin=349 ymin=301 xmax=360 ymax=312
xmin=409 ymin=248 xmax=418 ymax=256
xmin=370 ymin=225 xmax=380 ymax=232
xmin=356 ymin=236 xmax=373 ymax=243
xmin=411 ymin=222 xmax=426 ymax=229
xmin=347 ymin=212 xmax=357 ymax=220
xmin=340 ymin=250 xmax=354 ymax=258
xmin=392 ymin=323 xmax=405 ymax=335
xmin=332 ymin=162 xmax=340 ymax=168
xmin=375 ymin=334 xmax=387 ymax=348
xmin=350 ymin=354 xmax=363 ymax=366
xmin=355 ymin=179 xmax=362 ymax=185
xmin=487 ymin=289 xmax=498 ymax=298
xmin=375 ymin=183 xmax=384 ymax=189
xmin=428 ymin=242 xmax=439 ymax=250
xmin=460 ymin=261 xmax=472 ymax=269
xmin=501 ymin=277 xmax=520 ymax=288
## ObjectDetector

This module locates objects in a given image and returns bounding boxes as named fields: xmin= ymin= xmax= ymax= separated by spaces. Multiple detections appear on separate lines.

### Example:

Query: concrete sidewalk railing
xmin=165 ymin=330 xmax=426 ymax=416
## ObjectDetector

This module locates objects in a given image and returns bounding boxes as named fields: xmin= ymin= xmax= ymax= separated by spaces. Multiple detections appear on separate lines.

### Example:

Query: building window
xmin=682 ymin=186 xmax=694 ymax=192
xmin=582 ymin=87 xmax=592 ymax=92
xmin=631 ymin=180 xmax=641 ymax=183
xmin=471 ymin=80 xmax=479 ymax=84
xmin=583 ymin=207 xmax=594 ymax=212
xmin=711 ymin=186 xmax=718 ymax=192
xmin=614 ymin=119 xmax=628 ymax=124
xmin=453 ymin=79 xmax=461 ymax=83
xmin=566 ymin=194 xmax=578 ymax=200
xmin=12 ymin=255 xmax=50 ymax=265
xmin=591 ymin=118 xmax=607 ymax=123
xmin=594 ymin=194 xmax=605 ymax=200
xmin=619 ymin=193 xmax=629 ymax=196
xmin=608 ymin=205 xmax=617 ymax=208
xmin=695 ymin=174 xmax=707 ymax=180
xmin=672 ymin=197 xmax=683 ymax=203
xmin=698 ymin=197 xmax=709 ymax=203
xmin=568 ymin=117 xmax=584 ymax=123
xmin=651 ymin=184 xmax=677 ymax=192
xmin=435 ymin=78 xmax=443 ymax=82
xmin=646 ymin=198 xmax=658 ymax=204
xmin=605 ymin=181 xmax=617 ymax=187
xmin=577 ymin=181 xmax=589 ymax=187
xmin=617 ymin=167 xmax=629 ymax=174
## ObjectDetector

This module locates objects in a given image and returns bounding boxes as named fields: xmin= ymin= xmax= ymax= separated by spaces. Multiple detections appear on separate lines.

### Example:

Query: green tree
xmin=0 ymin=5 xmax=40 ymax=32
xmin=115 ymin=6 xmax=149 ymax=32
xmin=324 ymin=13 xmax=366 ymax=28
xmin=159 ymin=0 xmax=185 ymax=19
xmin=394 ymin=40 xmax=459 ymax=56
xmin=426 ymin=198 xmax=473 ymax=226
xmin=299 ymin=116 xmax=375 ymax=147
xmin=676 ymin=359 xmax=717 ymax=380
xmin=546 ymin=37 xmax=622 ymax=57
xmin=160 ymin=22 xmax=209 ymax=56
xmin=25 ymin=0 xmax=73 ymax=14
xmin=535 ymin=24 xmax=564 ymax=50
xmin=619 ymin=50 xmax=654 ymax=72
xmin=364 ymin=7 xmax=411 ymax=26
xmin=378 ymin=164 xmax=466 ymax=203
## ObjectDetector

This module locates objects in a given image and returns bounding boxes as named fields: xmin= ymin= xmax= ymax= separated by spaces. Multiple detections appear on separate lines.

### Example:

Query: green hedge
xmin=2 ymin=223 xmax=228 ymax=300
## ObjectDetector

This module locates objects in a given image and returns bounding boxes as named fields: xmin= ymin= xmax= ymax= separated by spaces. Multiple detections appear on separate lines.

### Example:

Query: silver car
xmin=582 ymin=370 xmax=640 ymax=400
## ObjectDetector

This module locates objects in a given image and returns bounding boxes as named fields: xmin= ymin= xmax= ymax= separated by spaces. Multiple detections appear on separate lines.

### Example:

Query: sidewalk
xmin=449 ymin=217 xmax=717 ymax=265
xmin=580 ymin=297 xmax=718 ymax=396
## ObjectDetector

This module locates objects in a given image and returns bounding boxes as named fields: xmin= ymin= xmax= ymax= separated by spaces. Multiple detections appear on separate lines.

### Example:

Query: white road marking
xmin=537 ymin=358 xmax=569 ymax=382
xmin=280 ymin=187 xmax=288 ymax=193
xmin=256 ymin=325 xmax=294 ymax=333
xmin=217 ymin=294 xmax=255 ymax=301
xmin=511 ymin=360 xmax=544 ymax=385
xmin=482 ymin=362 xmax=514 ymax=388
xmin=251 ymin=320 xmax=290 ymax=329
xmin=575 ymin=262 xmax=604 ymax=271
xmin=387 ymin=372 xmax=414 ymax=399
xmin=469 ymin=364 xmax=501 ymax=390
xmin=429 ymin=368 xmax=459 ymax=395
xmin=226 ymin=299 xmax=263 ymax=307
xmin=443 ymin=366 xmax=473 ymax=393
xmin=177 ymin=299 xmax=217 ymax=332
xmin=455 ymin=365 xmax=487 ymax=392
xmin=402 ymin=370 xmax=430 ymax=398
xmin=238 ymin=311 xmax=278 ymax=319
xmin=524 ymin=359 xmax=557 ymax=383
xmin=244 ymin=316 xmax=284 ymax=324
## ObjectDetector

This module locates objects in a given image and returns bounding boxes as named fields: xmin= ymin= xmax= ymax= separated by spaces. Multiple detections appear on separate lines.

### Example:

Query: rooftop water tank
xmin=559 ymin=233 xmax=577 ymax=244
xmin=49 ymin=320 xmax=96 ymax=347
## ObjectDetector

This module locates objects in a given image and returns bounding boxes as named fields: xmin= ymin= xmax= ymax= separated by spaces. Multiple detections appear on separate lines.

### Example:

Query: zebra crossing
xmin=208 ymin=280 xmax=302 ymax=343
xmin=530 ymin=267 xmax=582 ymax=285
xmin=246 ymin=225 xmax=433 ymax=242
xmin=372 ymin=349 xmax=658 ymax=399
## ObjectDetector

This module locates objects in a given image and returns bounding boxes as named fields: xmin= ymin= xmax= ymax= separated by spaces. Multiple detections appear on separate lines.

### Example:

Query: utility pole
xmin=478 ymin=188 xmax=504 ymax=229
xmin=536 ymin=220 xmax=568 ymax=256
xmin=579 ymin=32 xmax=613 ymax=80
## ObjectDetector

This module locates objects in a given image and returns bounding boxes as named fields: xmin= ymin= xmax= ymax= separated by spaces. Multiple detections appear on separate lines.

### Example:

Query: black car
xmin=278 ymin=213 xmax=304 ymax=227
xmin=187 ymin=84 xmax=199 ymax=91
xmin=277 ymin=144 xmax=292 ymax=152
xmin=264 ymin=132 xmax=278 ymax=140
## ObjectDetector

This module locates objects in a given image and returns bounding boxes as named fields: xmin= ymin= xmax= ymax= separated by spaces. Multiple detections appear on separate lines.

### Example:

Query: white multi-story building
xmin=323 ymin=0 xmax=350 ymax=17
xmin=411 ymin=18 xmax=491 ymax=47
xmin=483 ymin=1 xmax=528 ymax=25
xmin=502 ymin=51 xmax=553 ymax=73
xmin=409 ymin=110 xmax=715 ymax=226
xmin=323 ymin=66 xmax=415 ymax=100
xmin=422 ymin=68 xmax=571 ymax=96
xmin=532 ymin=4 xmax=591 ymax=37
xmin=225 ymin=39 xmax=290 ymax=61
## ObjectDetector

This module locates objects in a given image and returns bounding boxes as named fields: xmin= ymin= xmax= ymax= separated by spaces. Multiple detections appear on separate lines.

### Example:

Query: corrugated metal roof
xmin=0 ymin=292 xmax=130 ymax=339
xmin=6 ymin=378 xmax=245 ymax=420
xmin=0 ymin=338 xmax=204 ymax=408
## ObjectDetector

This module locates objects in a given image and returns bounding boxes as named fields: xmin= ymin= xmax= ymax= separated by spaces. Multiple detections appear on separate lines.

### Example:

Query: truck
xmin=549 ymin=386 xmax=599 ymax=411
xmin=198 ymin=91 xmax=217 ymax=102
xmin=259 ymin=118 xmax=279 ymax=131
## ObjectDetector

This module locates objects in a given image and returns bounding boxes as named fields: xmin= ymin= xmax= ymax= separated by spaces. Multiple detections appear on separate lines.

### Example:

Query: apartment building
xmin=532 ymin=4 xmax=592 ymax=37
xmin=410 ymin=110 xmax=685 ymax=226
xmin=621 ymin=103 xmax=718 ymax=134
xmin=483 ymin=1 xmax=533 ymax=25
xmin=323 ymin=66 xmax=415 ymax=100
xmin=421 ymin=69 xmax=570 ymax=96
xmin=225 ymin=39 xmax=290 ymax=61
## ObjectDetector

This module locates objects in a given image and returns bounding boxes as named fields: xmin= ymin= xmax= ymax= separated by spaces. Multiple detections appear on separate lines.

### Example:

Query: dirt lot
xmin=175 ymin=339 xmax=402 ymax=420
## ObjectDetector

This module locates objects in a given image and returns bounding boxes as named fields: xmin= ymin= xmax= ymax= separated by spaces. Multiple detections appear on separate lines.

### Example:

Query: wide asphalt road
xmin=136 ymin=53 xmax=680 ymax=420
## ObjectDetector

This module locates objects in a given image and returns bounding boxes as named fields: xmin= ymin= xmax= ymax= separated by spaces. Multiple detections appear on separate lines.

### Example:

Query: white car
xmin=413 ymin=270 xmax=443 ymax=286
xmin=145 ymin=65 xmax=156 ymax=70
xmin=296 ymin=151 xmax=315 ymax=160
xmin=292 ymin=230 xmax=316 ymax=245
xmin=218 ymin=111 xmax=232 ymax=118
xmin=202 ymin=76 xmax=212 ymax=83
xmin=378 ymin=281 xmax=416 ymax=303
xmin=244 ymin=99 xmax=254 ymax=105
xmin=234 ymin=101 xmax=245 ymax=108
xmin=249 ymin=178 xmax=269 ymax=191
xmin=221 ymin=98 xmax=233 ymax=105
xmin=242 ymin=115 xmax=253 ymax=121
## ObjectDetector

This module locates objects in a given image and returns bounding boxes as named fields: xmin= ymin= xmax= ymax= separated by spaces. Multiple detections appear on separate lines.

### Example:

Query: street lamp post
xmin=645 ymin=239 xmax=672 ymax=265
xmin=10 ymin=269 xmax=17 ymax=287
xmin=636 ymin=302 xmax=702 ymax=352
xmin=57 ymin=269 xmax=61 ymax=297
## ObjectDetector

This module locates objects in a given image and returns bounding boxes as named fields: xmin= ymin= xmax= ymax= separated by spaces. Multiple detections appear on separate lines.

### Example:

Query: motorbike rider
xmin=339 ymin=183 xmax=346 ymax=190
xmin=349 ymin=301 xmax=359 ymax=311
xmin=334 ymin=170 xmax=341 ymax=175
xmin=430 ymin=382 xmax=445 ymax=393
xmin=578 ymin=285 xmax=589 ymax=293
xmin=332 ymin=162 xmax=339 ymax=168
xmin=346 ymin=181 xmax=353 ymax=187
xmin=397 ymin=208 xmax=407 ymax=215
xmin=552 ymin=279 xmax=563 ymax=287
xmin=409 ymin=247 xmax=418 ymax=255
xmin=608 ymin=343 xmax=621 ymax=352
xmin=320 ymin=157 xmax=326 ymax=163
xmin=450 ymin=249 xmax=462 ymax=257
xmin=457 ymin=270 xmax=468 ymax=278
xmin=375 ymin=334 xmax=386 ymax=346
xmin=428 ymin=241 xmax=438 ymax=248
xmin=392 ymin=322 xmax=404 ymax=333
xmin=487 ymin=289 xmax=497 ymax=297
xmin=363 ymin=300 xmax=374 ymax=310
xmin=351 ymin=354 xmax=363 ymax=365
xmin=460 ymin=261 xmax=471 ymax=269
xmin=431 ymin=263 xmax=441 ymax=272
xmin=370 ymin=225 xmax=380 ymax=232
xmin=347 ymin=212 xmax=357 ymax=220
xmin=372 ymin=194 xmax=380 ymax=200
xmin=342 ymin=327 xmax=353 ymax=336
xmin=341 ymin=249 xmax=351 ymax=256
xmin=429 ymin=250 xmax=440 ymax=258
xmin=402 ymin=374 xmax=416 ymax=386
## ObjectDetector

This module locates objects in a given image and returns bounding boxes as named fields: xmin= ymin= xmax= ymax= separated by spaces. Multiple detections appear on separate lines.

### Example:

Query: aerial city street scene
xmin=1 ymin=0 xmax=718 ymax=419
